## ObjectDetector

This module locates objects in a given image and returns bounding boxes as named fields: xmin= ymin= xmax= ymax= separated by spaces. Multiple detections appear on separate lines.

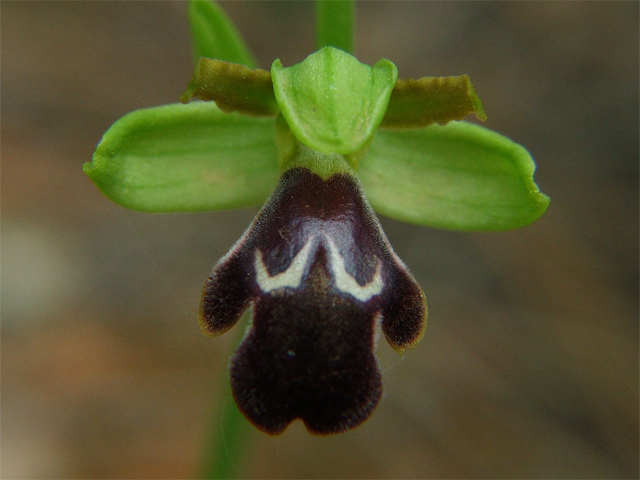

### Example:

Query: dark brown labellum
xmin=199 ymin=167 xmax=426 ymax=435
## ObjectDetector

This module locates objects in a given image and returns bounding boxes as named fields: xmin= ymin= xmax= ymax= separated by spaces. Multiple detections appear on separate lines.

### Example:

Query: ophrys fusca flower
xmin=84 ymin=0 xmax=549 ymax=437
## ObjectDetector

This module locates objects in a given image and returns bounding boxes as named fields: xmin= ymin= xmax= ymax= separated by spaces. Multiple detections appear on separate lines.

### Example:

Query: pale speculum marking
xmin=254 ymin=235 xmax=384 ymax=302
xmin=325 ymin=237 xmax=383 ymax=302
xmin=254 ymin=239 xmax=314 ymax=292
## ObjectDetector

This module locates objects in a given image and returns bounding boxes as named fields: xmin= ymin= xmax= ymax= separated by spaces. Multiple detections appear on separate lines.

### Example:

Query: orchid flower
xmin=84 ymin=0 xmax=549 ymax=436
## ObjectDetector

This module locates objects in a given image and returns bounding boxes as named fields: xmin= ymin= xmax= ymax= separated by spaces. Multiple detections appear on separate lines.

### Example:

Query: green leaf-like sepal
xmin=381 ymin=75 xmax=487 ymax=129
xmin=359 ymin=121 xmax=549 ymax=231
xmin=188 ymin=0 xmax=257 ymax=68
xmin=84 ymin=102 xmax=279 ymax=212
xmin=181 ymin=58 xmax=278 ymax=117
xmin=271 ymin=47 xmax=398 ymax=156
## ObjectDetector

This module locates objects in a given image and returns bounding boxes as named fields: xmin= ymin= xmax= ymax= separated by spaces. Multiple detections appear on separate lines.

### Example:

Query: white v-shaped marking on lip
xmin=254 ymin=239 xmax=314 ymax=292
xmin=325 ymin=237 xmax=383 ymax=302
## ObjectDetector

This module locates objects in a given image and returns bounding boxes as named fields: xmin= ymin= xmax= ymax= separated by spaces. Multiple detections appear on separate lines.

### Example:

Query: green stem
xmin=315 ymin=0 xmax=355 ymax=54
xmin=200 ymin=314 xmax=254 ymax=479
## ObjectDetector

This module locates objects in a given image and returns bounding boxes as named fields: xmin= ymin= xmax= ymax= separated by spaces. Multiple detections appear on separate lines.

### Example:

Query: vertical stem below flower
xmin=200 ymin=312 xmax=254 ymax=479
xmin=315 ymin=0 xmax=354 ymax=54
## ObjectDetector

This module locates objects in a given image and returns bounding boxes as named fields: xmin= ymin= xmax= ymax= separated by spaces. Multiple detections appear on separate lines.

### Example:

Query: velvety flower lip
xmin=199 ymin=166 xmax=427 ymax=435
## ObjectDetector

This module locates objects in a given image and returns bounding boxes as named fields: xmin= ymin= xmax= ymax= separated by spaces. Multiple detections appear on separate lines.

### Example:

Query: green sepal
xmin=271 ymin=47 xmax=398 ymax=156
xmin=188 ymin=0 xmax=257 ymax=68
xmin=381 ymin=75 xmax=487 ymax=129
xmin=180 ymin=58 xmax=278 ymax=117
xmin=83 ymin=102 xmax=279 ymax=213
xmin=359 ymin=121 xmax=549 ymax=231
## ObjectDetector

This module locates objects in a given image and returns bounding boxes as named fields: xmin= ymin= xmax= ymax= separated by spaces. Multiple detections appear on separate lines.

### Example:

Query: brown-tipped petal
xmin=181 ymin=58 xmax=278 ymax=117
xmin=381 ymin=75 xmax=486 ymax=129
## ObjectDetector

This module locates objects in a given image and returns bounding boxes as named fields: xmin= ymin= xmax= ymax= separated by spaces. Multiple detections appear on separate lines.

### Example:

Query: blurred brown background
xmin=2 ymin=1 xmax=638 ymax=478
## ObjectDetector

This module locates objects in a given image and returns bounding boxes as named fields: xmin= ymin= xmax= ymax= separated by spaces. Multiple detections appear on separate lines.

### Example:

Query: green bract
xmin=84 ymin=0 xmax=549 ymax=232
xmin=188 ymin=0 xmax=257 ymax=68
